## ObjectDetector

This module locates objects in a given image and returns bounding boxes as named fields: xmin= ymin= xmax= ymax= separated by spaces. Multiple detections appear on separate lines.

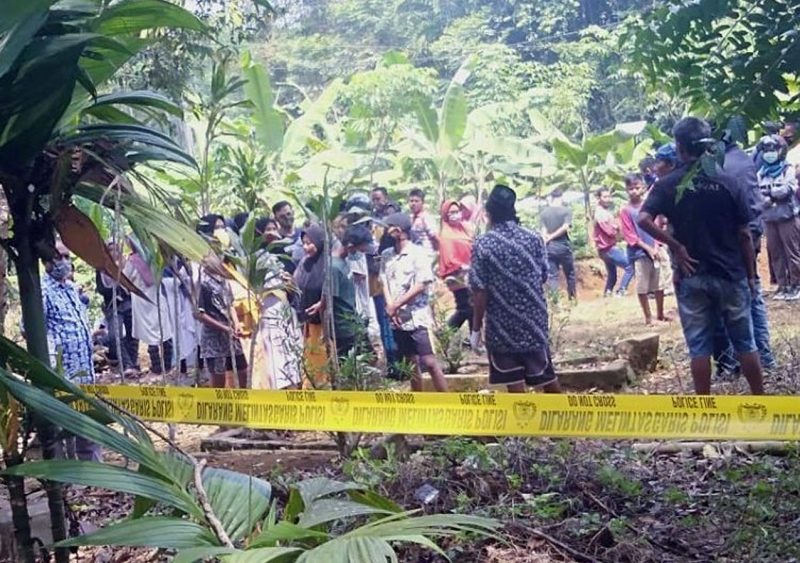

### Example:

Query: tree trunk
xmin=0 ymin=185 xmax=34 ymax=563
xmin=15 ymin=212 xmax=70 ymax=563
xmin=2 ymin=479 xmax=34 ymax=563
xmin=2 ymin=451 xmax=35 ymax=563
xmin=0 ymin=190 xmax=8 ymax=333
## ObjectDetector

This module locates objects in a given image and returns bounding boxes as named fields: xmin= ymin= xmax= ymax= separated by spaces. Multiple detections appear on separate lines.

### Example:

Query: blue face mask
xmin=50 ymin=259 xmax=72 ymax=281
xmin=762 ymin=151 xmax=779 ymax=165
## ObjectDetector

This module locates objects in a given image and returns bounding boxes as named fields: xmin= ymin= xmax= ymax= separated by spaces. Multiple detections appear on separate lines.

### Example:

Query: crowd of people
xmin=41 ymin=116 xmax=800 ymax=463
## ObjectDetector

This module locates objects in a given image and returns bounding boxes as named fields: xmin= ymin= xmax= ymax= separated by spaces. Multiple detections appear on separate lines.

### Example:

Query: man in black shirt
xmin=713 ymin=141 xmax=777 ymax=378
xmin=638 ymin=117 xmax=764 ymax=395
xmin=540 ymin=189 xmax=577 ymax=300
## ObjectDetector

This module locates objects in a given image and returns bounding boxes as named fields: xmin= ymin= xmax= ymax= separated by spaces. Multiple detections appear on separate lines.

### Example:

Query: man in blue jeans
xmin=593 ymin=187 xmax=634 ymax=296
xmin=714 ymin=140 xmax=777 ymax=377
xmin=638 ymin=117 xmax=764 ymax=395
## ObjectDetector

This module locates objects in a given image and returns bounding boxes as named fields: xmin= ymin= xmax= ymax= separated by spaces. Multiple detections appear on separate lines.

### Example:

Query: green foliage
xmin=0 ymin=337 xmax=500 ymax=561
xmin=0 ymin=0 xmax=204 ymax=168
xmin=342 ymin=59 xmax=438 ymax=122
xmin=628 ymin=0 xmax=800 ymax=130
xmin=432 ymin=301 xmax=466 ymax=375
xmin=242 ymin=51 xmax=285 ymax=154
xmin=530 ymin=111 xmax=650 ymax=213
xmin=597 ymin=464 xmax=642 ymax=498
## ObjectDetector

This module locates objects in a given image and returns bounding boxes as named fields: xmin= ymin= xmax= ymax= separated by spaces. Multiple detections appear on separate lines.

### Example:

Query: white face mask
xmin=448 ymin=212 xmax=462 ymax=223
xmin=213 ymin=228 xmax=231 ymax=248
xmin=762 ymin=151 xmax=779 ymax=165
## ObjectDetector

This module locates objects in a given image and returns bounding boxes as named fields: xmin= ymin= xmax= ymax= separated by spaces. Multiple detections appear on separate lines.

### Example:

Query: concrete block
xmin=420 ymin=359 xmax=633 ymax=392
xmin=615 ymin=333 xmax=660 ymax=374
xmin=556 ymin=359 xmax=634 ymax=391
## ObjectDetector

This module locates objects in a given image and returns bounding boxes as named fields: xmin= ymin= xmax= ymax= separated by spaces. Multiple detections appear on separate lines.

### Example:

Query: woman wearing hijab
xmin=196 ymin=214 xmax=249 ymax=388
xmin=253 ymin=217 xmax=303 ymax=390
xmin=294 ymin=223 xmax=358 ymax=388
xmin=439 ymin=200 xmax=474 ymax=332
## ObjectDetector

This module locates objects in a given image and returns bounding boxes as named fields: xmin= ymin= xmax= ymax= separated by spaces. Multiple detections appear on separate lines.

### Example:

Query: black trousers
xmin=447 ymin=287 xmax=473 ymax=331
xmin=546 ymin=240 xmax=577 ymax=298
xmin=104 ymin=306 xmax=139 ymax=370
xmin=148 ymin=339 xmax=173 ymax=374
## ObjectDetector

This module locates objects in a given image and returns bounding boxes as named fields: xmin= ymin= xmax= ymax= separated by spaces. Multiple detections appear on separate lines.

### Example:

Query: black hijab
xmin=197 ymin=213 xmax=224 ymax=237
xmin=294 ymin=223 xmax=326 ymax=323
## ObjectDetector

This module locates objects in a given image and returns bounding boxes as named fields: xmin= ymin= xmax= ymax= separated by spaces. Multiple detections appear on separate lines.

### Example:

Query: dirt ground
xmin=39 ymin=258 xmax=800 ymax=561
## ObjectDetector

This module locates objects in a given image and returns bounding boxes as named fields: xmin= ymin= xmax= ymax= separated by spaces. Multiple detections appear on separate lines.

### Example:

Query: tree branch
xmin=194 ymin=458 xmax=234 ymax=548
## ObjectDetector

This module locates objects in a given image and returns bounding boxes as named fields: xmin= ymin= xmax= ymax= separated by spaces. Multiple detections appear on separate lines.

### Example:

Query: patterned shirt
xmin=199 ymin=271 xmax=243 ymax=360
xmin=470 ymin=221 xmax=549 ymax=354
xmin=380 ymin=242 xmax=435 ymax=331
xmin=42 ymin=274 xmax=94 ymax=383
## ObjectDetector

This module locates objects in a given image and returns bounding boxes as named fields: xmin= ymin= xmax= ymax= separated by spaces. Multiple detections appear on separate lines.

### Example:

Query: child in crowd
xmin=592 ymin=187 xmax=633 ymax=297
xmin=620 ymin=173 xmax=667 ymax=324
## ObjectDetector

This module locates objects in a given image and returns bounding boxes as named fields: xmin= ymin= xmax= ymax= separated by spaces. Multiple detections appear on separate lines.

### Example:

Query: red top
xmin=438 ymin=199 xmax=474 ymax=277
xmin=593 ymin=206 xmax=617 ymax=252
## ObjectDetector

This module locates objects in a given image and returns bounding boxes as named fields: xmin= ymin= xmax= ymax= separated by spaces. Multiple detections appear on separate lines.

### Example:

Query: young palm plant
xmin=0 ymin=1 xmax=215 ymax=560
xmin=0 ymin=335 xmax=500 ymax=562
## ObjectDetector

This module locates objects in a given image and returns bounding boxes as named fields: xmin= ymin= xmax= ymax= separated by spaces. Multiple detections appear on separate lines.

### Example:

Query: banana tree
xmin=0 ymin=1 xmax=213 ymax=560
xmin=242 ymin=52 xmax=372 ymax=198
xmin=459 ymin=101 xmax=558 ymax=200
xmin=529 ymin=110 xmax=650 ymax=214
xmin=394 ymin=56 xmax=477 ymax=201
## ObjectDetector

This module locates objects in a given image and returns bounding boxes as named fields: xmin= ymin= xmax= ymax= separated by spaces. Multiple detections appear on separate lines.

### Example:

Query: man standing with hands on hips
xmin=637 ymin=116 xmax=764 ymax=396
xmin=470 ymin=185 xmax=561 ymax=394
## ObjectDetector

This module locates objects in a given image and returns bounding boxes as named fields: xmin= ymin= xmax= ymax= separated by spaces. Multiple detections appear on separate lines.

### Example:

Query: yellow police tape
xmin=75 ymin=385 xmax=800 ymax=440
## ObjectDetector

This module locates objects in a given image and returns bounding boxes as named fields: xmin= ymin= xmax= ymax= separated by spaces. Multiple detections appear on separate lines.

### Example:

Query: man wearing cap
xmin=713 ymin=135 xmax=777 ymax=378
xmin=470 ymin=185 xmax=561 ymax=393
xmin=380 ymin=212 xmax=448 ymax=392
xmin=346 ymin=193 xmax=399 ymax=374
xmin=653 ymin=143 xmax=679 ymax=179
xmin=341 ymin=224 xmax=383 ymax=357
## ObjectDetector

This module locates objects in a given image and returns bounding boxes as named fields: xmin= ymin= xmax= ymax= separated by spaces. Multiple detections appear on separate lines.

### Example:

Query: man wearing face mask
xmin=342 ymin=224 xmax=381 ymax=346
xmin=42 ymin=240 xmax=102 ymax=461
xmin=272 ymin=201 xmax=305 ymax=265
xmin=381 ymin=212 xmax=448 ymax=392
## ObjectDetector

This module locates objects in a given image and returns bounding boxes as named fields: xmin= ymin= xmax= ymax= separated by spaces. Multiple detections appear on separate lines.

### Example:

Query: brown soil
xmin=202 ymin=448 xmax=335 ymax=475
xmin=49 ymin=251 xmax=800 ymax=562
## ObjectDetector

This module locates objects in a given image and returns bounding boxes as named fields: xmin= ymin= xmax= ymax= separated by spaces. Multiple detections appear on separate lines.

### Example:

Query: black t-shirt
xmin=723 ymin=143 xmax=765 ymax=237
xmin=642 ymin=164 xmax=752 ymax=281
xmin=540 ymin=205 xmax=573 ymax=243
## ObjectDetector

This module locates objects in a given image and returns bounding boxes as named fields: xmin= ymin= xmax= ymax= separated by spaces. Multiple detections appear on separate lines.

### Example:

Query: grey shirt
xmin=540 ymin=205 xmax=572 ymax=243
